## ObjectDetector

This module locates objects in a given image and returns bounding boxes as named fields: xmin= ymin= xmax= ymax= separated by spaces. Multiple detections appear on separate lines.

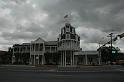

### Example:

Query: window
xmin=78 ymin=37 xmax=80 ymax=41
xmin=61 ymin=34 xmax=65 ymax=39
xmin=71 ymin=34 xmax=75 ymax=39
xmin=66 ymin=40 xmax=69 ymax=46
xmin=66 ymin=34 xmax=70 ymax=39
xmin=72 ymin=28 xmax=74 ymax=33
xmin=40 ymin=44 xmax=43 ymax=51
xmin=63 ymin=29 xmax=64 ymax=34
xmin=61 ymin=28 xmax=65 ymax=34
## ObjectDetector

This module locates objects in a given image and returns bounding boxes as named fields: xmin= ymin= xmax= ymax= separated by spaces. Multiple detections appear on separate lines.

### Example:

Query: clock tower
xmin=58 ymin=21 xmax=80 ymax=66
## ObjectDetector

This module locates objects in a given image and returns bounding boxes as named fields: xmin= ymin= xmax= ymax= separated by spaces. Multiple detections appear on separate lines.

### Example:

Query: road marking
xmin=56 ymin=70 xmax=115 ymax=73
xmin=116 ymin=69 xmax=124 ymax=72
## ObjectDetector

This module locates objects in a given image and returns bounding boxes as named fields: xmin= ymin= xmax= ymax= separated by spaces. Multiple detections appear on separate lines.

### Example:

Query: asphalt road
xmin=0 ymin=65 xmax=124 ymax=82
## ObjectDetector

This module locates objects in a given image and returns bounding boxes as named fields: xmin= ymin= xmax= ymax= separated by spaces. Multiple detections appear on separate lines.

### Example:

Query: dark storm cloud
xmin=42 ymin=0 xmax=124 ymax=32
xmin=39 ymin=0 xmax=124 ymax=45
xmin=1 ymin=23 xmax=48 ymax=40
xmin=0 ymin=0 xmax=124 ymax=50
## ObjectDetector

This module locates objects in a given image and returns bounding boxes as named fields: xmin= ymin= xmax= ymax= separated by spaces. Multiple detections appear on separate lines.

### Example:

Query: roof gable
xmin=32 ymin=37 xmax=45 ymax=43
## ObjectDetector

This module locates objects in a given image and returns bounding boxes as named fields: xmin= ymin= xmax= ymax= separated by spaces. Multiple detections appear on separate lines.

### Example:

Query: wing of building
xmin=9 ymin=22 xmax=100 ymax=66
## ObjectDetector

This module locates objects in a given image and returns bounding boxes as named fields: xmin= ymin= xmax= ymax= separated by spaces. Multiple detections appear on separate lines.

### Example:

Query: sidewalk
xmin=0 ymin=64 xmax=124 ymax=72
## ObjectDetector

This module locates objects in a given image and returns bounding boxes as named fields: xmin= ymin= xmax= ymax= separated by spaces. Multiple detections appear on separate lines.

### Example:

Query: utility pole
xmin=107 ymin=33 xmax=114 ymax=64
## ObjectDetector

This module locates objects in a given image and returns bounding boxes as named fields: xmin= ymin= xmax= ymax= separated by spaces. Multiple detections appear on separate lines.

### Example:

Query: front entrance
xmin=59 ymin=51 xmax=75 ymax=66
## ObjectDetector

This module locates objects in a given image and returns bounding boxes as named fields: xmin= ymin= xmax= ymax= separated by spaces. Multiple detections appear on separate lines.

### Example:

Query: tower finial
xmin=64 ymin=14 xmax=71 ymax=24
xmin=64 ymin=15 xmax=68 ymax=18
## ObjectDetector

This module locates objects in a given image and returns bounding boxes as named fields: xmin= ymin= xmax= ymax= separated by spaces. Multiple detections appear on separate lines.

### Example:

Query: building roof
xmin=13 ymin=44 xmax=21 ymax=47
xmin=22 ymin=43 xmax=30 ymax=45
xmin=0 ymin=50 xmax=7 ymax=56
xmin=45 ymin=41 xmax=57 ymax=46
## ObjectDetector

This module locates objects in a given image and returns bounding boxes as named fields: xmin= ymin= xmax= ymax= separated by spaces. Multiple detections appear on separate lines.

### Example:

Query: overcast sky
xmin=0 ymin=0 xmax=124 ymax=51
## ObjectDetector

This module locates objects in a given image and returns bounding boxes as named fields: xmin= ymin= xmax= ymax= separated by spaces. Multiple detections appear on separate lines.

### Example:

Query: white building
xmin=10 ymin=22 xmax=100 ymax=66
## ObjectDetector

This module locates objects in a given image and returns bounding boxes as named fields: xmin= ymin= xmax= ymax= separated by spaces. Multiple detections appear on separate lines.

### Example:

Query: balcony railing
xmin=30 ymin=51 xmax=44 ymax=55
xmin=58 ymin=46 xmax=80 ymax=51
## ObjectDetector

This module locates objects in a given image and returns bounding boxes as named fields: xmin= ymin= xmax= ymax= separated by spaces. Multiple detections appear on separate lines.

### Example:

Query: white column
xmin=50 ymin=46 xmax=51 ymax=53
xmin=34 ymin=55 xmax=35 ymax=65
xmin=19 ymin=47 xmax=21 ymax=63
xmin=38 ymin=43 xmax=40 ymax=65
xmin=42 ymin=55 xmax=43 ymax=65
xmin=32 ymin=44 xmax=33 ymax=64
xmin=43 ymin=43 xmax=44 ymax=52
xmin=12 ymin=48 xmax=15 ymax=64
xmin=72 ymin=51 xmax=74 ymax=65
xmin=34 ymin=43 xmax=36 ymax=65
xmin=25 ymin=46 xmax=27 ymax=53
xmin=29 ymin=43 xmax=31 ymax=64
xmin=65 ymin=50 xmax=66 ymax=66
xmin=70 ymin=41 xmax=71 ymax=49
xmin=75 ymin=55 xmax=77 ymax=65
xmin=72 ymin=40 xmax=74 ymax=50
xmin=71 ymin=41 xmax=73 ymax=49
xmin=85 ymin=53 xmax=88 ymax=65
xmin=37 ymin=56 xmax=39 ymax=65
xmin=21 ymin=47 xmax=23 ymax=63
xmin=63 ymin=51 xmax=64 ymax=66
xmin=44 ymin=43 xmax=45 ymax=64
xmin=19 ymin=46 xmax=21 ymax=53
xmin=43 ymin=53 xmax=45 ymax=65
xmin=99 ymin=50 xmax=101 ymax=65
xmin=62 ymin=51 xmax=65 ymax=66
xmin=61 ymin=51 xmax=63 ymax=66
xmin=60 ymin=51 xmax=62 ymax=65
xmin=42 ymin=55 xmax=44 ymax=65
xmin=71 ymin=51 xmax=72 ymax=65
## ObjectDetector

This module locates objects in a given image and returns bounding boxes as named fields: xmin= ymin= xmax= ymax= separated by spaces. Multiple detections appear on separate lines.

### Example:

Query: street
xmin=0 ymin=65 xmax=124 ymax=82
